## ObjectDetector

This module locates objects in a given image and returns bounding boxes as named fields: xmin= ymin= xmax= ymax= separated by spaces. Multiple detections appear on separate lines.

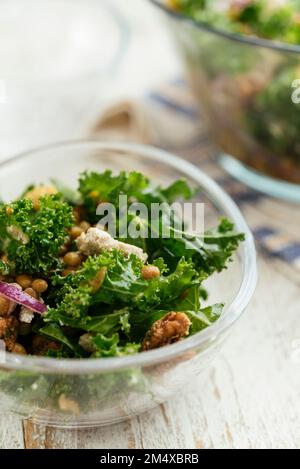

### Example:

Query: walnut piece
xmin=0 ymin=316 xmax=19 ymax=351
xmin=142 ymin=312 xmax=191 ymax=352
xmin=76 ymin=227 xmax=148 ymax=262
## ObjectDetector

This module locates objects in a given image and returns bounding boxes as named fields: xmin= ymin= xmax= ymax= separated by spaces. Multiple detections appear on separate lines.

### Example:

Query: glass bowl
xmin=0 ymin=0 xmax=129 ymax=158
xmin=0 ymin=141 xmax=256 ymax=428
xmin=151 ymin=1 xmax=300 ymax=202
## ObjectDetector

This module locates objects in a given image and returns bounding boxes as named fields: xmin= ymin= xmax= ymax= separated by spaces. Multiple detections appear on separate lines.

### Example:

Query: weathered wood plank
xmin=184 ymin=256 xmax=300 ymax=450
xmin=0 ymin=413 xmax=24 ymax=449
xmin=75 ymin=420 xmax=139 ymax=449
xmin=22 ymin=421 xmax=46 ymax=449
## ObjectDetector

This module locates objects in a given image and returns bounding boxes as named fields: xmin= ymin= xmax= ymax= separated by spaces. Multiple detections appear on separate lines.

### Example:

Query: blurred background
xmin=1 ymin=0 xmax=300 ymax=202
xmin=0 ymin=0 xmax=179 ymax=158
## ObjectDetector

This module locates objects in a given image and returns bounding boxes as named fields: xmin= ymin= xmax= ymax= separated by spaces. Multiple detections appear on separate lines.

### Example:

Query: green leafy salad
xmin=170 ymin=0 xmax=300 ymax=45
xmin=0 ymin=170 xmax=244 ymax=359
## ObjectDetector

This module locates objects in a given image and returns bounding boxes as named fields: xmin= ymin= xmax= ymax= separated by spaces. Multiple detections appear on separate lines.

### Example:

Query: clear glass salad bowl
xmin=151 ymin=0 xmax=300 ymax=202
xmin=0 ymin=141 xmax=256 ymax=428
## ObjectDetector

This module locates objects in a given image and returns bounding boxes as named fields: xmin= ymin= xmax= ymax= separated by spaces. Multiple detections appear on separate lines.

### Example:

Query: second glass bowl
xmin=152 ymin=0 xmax=300 ymax=202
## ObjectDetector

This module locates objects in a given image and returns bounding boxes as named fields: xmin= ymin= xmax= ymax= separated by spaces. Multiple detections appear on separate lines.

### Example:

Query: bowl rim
xmin=150 ymin=0 xmax=300 ymax=55
xmin=0 ymin=140 xmax=257 ymax=374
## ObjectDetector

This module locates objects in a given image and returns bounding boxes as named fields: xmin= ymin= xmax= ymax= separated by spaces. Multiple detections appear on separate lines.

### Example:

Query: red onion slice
xmin=0 ymin=281 xmax=47 ymax=314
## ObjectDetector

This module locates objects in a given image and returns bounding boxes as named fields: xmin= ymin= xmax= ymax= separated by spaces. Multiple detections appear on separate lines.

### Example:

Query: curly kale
xmin=44 ymin=249 xmax=225 ymax=349
xmin=78 ymin=170 xmax=195 ymax=224
xmin=78 ymin=170 xmax=149 ymax=223
xmin=91 ymin=334 xmax=140 ymax=358
xmin=0 ymin=169 xmax=244 ymax=359
xmin=147 ymin=218 xmax=245 ymax=275
xmin=0 ymin=195 xmax=73 ymax=275
xmin=0 ymin=259 xmax=10 ymax=275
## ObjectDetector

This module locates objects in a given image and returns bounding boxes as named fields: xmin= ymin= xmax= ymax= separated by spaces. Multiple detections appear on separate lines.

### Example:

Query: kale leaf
xmin=49 ymin=250 xmax=147 ymax=307
xmin=186 ymin=304 xmax=223 ymax=334
xmin=0 ymin=196 xmax=74 ymax=275
xmin=45 ymin=251 xmax=146 ymax=335
xmin=78 ymin=170 xmax=149 ymax=223
xmin=78 ymin=170 xmax=195 ymax=224
xmin=147 ymin=218 xmax=245 ymax=276
xmin=134 ymin=258 xmax=198 ymax=311
xmin=0 ymin=259 xmax=10 ymax=275
xmin=38 ymin=323 xmax=82 ymax=355
xmin=92 ymin=333 xmax=140 ymax=358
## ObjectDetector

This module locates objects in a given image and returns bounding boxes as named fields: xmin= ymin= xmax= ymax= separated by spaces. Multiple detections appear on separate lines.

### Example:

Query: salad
xmin=165 ymin=0 xmax=300 ymax=184
xmin=170 ymin=0 xmax=300 ymax=45
xmin=0 ymin=170 xmax=244 ymax=359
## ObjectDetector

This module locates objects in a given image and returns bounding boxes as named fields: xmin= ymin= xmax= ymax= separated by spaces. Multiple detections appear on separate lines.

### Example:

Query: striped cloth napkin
xmin=93 ymin=79 xmax=300 ymax=277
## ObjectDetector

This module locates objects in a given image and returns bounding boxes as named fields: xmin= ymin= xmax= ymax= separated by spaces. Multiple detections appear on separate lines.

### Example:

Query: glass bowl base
xmin=219 ymin=153 xmax=300 ymax=204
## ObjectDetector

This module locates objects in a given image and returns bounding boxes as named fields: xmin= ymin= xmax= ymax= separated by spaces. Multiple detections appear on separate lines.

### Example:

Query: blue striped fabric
xmin=147 ymin=93 xmax=200 ymax=119
xmin=253 ymin=227 xmax=300 ymax=264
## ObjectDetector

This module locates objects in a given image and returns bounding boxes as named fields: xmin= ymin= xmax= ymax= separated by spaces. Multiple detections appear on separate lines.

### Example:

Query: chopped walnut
xmin=142 ymin=312 xmax=191 ymax=352
xmin=76 ymin=227 xmax=148 ymax=262
xmin=0 ymin=316 xmax=19 ymax=351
